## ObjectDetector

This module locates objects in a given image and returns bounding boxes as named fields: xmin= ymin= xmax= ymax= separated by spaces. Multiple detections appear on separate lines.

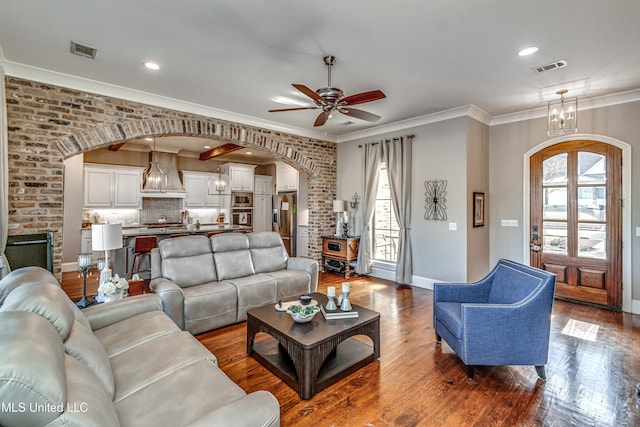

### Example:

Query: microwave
xmin=233 ymin=192 xmax=253 ymax=207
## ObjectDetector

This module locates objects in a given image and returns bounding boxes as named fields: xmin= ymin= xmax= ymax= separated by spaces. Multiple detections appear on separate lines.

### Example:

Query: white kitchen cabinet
xmin=254 ymin=174 xmax=272 ymax=195
xmin=222 ymin=163 xmax=256 ymax=192
xmin=298 ymin=225 xmax=309 ymax=258
xmin=253 ymin=175 xmax=273 ymax=232
xmin=276 ymin=162 xmax=298 ymax=192
xmin=182 ymin=171 xmax=225 ymax=208
xmin=83 ymin=164 xmax=143 ymax=208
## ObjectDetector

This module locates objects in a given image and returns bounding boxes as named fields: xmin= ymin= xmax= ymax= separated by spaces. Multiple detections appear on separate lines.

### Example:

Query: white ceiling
xmin=1 ymin=0 xmax=640 ymax=142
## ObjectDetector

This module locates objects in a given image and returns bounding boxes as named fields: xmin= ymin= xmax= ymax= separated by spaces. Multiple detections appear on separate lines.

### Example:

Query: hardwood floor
xmin=61 ymin=271 xmax=640 ymax=426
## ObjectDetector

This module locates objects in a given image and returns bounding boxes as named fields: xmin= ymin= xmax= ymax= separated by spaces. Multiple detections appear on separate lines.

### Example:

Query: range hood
xmin=141 ymin=152 xmax=186 ymax=198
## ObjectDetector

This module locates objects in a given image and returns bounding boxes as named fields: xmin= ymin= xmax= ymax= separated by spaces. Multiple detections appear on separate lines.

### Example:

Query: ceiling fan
xmin=269 ymin=55 xmax=386 ymax=127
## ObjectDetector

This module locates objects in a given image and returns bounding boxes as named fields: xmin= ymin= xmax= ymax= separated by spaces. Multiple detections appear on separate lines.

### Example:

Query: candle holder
xmin=76 ymin=253 xmax=96 ymax=308
xmin=326 ymin=295 xmax=337 ymax=311
xmin=340 ymin=290 xmax=352 ymax=311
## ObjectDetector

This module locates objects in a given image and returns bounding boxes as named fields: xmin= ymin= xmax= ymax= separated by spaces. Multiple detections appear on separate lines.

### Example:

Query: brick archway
xmin=55 ymin=118 xmax=321 ymax=177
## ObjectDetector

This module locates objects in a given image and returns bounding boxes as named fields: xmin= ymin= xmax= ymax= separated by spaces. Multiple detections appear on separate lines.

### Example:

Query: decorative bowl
xmin=299 ymin=294 xmax=312 ymax=305
xmin=286 ymin=304 xmax=320 ymax=323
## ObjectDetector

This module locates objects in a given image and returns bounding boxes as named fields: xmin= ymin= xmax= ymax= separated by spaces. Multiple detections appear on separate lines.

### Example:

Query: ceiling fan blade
xmin=292 ymin=84 xmax=326 ymax=104
xmin=339 ymin=107 xmax=381 ymax=122
xmin=341 ymin=90 xmax=386 ymax=106
xmin=314 ymin=111 xmax=331 ymax=127
xmin=268 ymin=106 xmax=319 ymax=113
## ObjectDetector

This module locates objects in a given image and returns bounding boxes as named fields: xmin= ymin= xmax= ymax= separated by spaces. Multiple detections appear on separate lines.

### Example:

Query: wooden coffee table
xmin=246 ymin=292 xmax=380 ymax=399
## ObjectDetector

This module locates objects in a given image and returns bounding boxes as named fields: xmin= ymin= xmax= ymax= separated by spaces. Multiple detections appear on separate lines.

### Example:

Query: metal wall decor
xmin=424 ymin=179 xmax=447 ymax=221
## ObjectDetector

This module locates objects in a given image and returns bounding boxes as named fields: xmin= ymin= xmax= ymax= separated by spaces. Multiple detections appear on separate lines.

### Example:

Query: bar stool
xmin=130 ymin=236 xmax=157 ymax=279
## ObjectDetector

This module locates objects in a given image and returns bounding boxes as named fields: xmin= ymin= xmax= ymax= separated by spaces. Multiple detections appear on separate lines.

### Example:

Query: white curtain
xmin=355 ymin=142 xmax=382 ymax=275
xmin=0 ymin=66 xmax=10 ymax=278
xmin=382 ymin=136 xmax=413 ymax=284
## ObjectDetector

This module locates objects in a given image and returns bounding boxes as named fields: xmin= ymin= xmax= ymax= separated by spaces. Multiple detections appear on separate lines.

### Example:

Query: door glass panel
xmin=578 ymin=186 xmax=606 ymax=221
xmin=578 ymin=223 xmax=606 ymax=259
xmin=578 ymin=152 xmax=606 ymax=184
xmin=543 ymin=222 xmax=567 ymax=255
xmin=543 ymin=188 xmax=567 ymax=220
xmin=543 ymin=153 xmax=568 ymax=184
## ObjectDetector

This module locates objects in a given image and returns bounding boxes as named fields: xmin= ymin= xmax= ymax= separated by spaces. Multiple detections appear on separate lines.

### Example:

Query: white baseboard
xmin=62 ymin=262 xmax=78 ymax=272
xmin=369 ymin=264 xmax=440 ymax=291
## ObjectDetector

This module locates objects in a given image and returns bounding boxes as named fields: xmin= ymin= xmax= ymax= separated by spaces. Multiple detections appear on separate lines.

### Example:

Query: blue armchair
xmin=433 ymin=259 xmax=556 ymax=379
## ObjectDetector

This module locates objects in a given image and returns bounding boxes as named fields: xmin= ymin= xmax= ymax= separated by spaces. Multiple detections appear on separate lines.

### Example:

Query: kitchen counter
xmin=112 ymin=224 xmax=252 ymax=279
xmin=121 ymin=223 xmax=249 ymax=237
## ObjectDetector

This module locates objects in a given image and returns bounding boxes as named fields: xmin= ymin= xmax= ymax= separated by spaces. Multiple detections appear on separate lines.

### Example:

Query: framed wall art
xmin=473 ymin=192 xmax=485 ymax=227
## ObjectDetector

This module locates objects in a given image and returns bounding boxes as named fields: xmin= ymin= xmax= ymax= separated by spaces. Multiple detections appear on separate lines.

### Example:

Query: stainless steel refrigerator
xmin=273 ymin=192 xmax=296 ymax=256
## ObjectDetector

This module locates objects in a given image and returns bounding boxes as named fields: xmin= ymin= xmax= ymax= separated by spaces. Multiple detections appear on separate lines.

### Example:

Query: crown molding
xmin=1 ymin=60 xmax=337 ymax=143
xmin=336 ymin=105 xmax=491 ymax=143
xmin=490 ymin=88 xmax=640 ymax=126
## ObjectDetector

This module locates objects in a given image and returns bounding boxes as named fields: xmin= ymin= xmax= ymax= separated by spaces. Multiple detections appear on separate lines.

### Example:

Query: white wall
xmin=338 ymin=116 xmax=472 ymax=284
xmin=466 ymin=117 xmax=490 ymax=281
xmin=62 ymin=153 xmax=84 ymax=268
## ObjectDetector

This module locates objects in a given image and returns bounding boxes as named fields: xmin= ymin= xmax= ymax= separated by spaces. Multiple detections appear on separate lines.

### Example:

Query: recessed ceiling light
xmin=246 ymin=152 xmax=252 ymax=155
xmin=144 ymin=137 xmax=153 ymax=141
xmin=144 ymin=61 xmax=160 ymax=70
xmin=204 ymin=145 xmax=211 ymax=149
xmin=518 ymin=46 xmax=539 ymax=57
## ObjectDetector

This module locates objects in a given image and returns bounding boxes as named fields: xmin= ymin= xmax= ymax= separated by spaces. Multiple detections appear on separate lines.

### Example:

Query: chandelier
xmin=207 ymin=168 xmax=230 ymax=194
xmin=547 ymin=89 xmax=578 ymax=136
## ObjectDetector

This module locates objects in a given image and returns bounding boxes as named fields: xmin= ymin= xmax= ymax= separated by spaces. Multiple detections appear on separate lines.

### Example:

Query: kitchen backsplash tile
xmin=141 ymin=198 xmax=183 ymax=224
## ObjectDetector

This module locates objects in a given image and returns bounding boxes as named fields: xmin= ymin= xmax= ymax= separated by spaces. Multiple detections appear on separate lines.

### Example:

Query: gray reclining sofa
xmin=0 ymin=266 xmax=279 ymax=427
xmin=150 ymin=231 xmax=318 ymax=335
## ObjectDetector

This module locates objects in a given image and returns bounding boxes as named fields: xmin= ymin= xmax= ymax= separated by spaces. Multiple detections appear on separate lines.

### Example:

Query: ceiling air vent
xmin=70 ymin=41 xmax=97 ymax=59
xmin=533 ymin=59 xmax=567 ymax=74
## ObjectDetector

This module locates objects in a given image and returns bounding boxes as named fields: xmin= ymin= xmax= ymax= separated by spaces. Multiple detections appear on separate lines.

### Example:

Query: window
xmin=373 ymin=163 xmax=399 ymax=262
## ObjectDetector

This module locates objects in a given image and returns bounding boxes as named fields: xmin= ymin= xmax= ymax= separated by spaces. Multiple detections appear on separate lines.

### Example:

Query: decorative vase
xmin=103 ymin=291 xmax=123 ymax=303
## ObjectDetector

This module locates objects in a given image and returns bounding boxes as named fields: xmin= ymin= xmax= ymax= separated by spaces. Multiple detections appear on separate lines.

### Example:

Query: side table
xmin=322 ymin=236 xmax=360 ymax=278
xmin=127 ymin=278 xmax=144 ymax=296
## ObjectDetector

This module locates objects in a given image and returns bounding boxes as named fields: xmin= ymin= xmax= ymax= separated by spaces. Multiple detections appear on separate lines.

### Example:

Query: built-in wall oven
xmin=232 ymin=192 xmax=253 ymax=229
xmin=233 ymin=192 xmax=253 ymax=208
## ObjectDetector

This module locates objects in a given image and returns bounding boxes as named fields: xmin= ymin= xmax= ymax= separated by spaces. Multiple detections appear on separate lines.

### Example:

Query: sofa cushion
xmin=65 ymin=320 xmax=116 ymax=399
xmin=211 ymin=234 xmax=255 ymax=280
xmin=488 ymin=264 xmax=543 ymax=304
xmin=0 ymin=311 xmax=67 ymax=427
xmin=114 ymin=360 xmax=247 ymax=427
xmin=159 ymin=236 xmax=217 ymax=287
xmin=54 ymin=355 xmax=120 ymax=427
xmin=111 ymin=331 xmax=217 ymax=402
xmin=433 ymin=301 xmax=463 ymax=339
xmin=0 ymin=266 xmax=59 ymax=305
xmin=248 ymin=231 xmax=288 ymax=273
xmin=228 ymin=274 xmax=277 ymax=322
xmin=182 ymin=281 xmax=238 ymax=334
xmin=265 ymin=269 xmax=311 ymax=299
xmin=1 ymin=282 xmax=75 ymax=340
xmin=93 ymin=310 xmax=180 ymax=357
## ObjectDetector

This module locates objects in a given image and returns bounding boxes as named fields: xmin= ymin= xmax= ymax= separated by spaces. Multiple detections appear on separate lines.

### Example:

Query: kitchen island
xmin=113 ymin=223 xmax=252 ymax=279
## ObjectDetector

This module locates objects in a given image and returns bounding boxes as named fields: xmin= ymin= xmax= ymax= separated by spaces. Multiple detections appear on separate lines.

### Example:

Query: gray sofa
xmin=150 ymin=231 xmax=318 ymax=335
xmin=0 ymin=267 xmax=279 ymax=427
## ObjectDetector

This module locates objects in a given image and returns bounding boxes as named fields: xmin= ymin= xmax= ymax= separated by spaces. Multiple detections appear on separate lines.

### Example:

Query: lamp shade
xmin=333 ymin=200 xmax=347 ymax=212
xmin=92 ymin=224 xmax=123 ymax=251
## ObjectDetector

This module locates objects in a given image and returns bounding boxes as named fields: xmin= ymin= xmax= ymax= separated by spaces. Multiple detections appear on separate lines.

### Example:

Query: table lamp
xmin=333 ymin=199 xmax=347 ymax=236
xmin=92 ymin=223 xmax=123 ymax=286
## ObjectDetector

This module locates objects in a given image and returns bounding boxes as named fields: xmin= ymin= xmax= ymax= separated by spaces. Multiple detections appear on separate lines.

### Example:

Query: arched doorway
xmin=529 ymin=140 xmax=622 ymax=308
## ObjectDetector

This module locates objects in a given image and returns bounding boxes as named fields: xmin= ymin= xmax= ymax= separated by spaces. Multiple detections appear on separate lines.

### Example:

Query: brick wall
xmin=4 ymin=76 xmax=337 ymax=277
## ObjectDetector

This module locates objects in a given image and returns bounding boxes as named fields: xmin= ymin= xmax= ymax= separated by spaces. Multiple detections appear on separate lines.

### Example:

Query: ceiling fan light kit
xmin=269 ymin=55 xmax=386 ymax=127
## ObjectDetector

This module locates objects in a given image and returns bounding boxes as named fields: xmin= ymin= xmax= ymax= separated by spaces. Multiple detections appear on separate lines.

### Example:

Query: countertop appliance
xmin=273 ymin=192 xmax=296 ymax=256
